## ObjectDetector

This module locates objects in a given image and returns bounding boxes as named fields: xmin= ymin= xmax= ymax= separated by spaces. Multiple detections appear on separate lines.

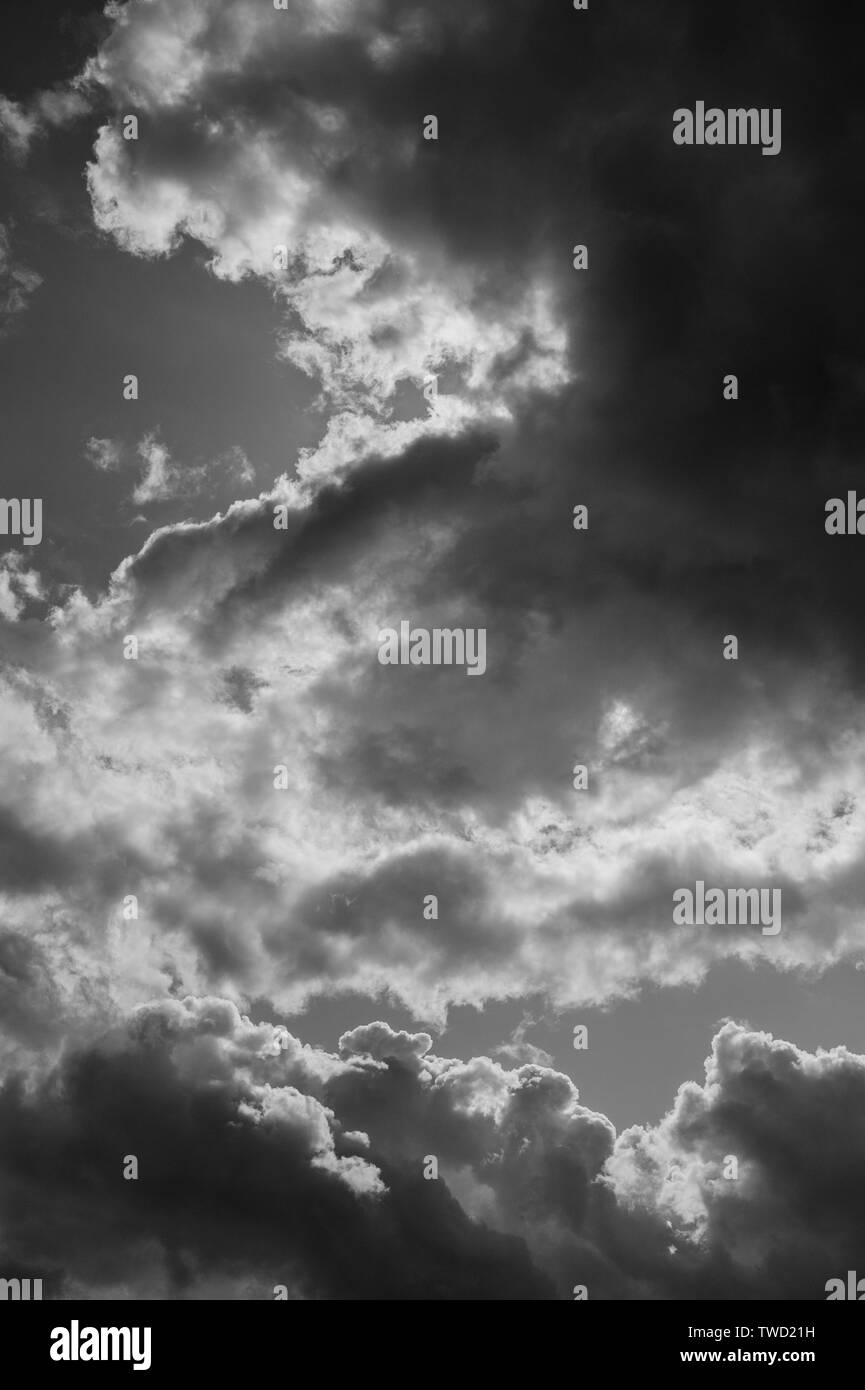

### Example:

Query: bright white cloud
xmin=77 ymin=0 xmax=571 ymax=491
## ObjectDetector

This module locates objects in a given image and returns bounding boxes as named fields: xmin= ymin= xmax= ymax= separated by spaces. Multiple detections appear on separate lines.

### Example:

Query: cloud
xmin=0 ymin=87 xmax=90 ymax=160
xmin=0 ymin=412 xmax=861 ymax=1032
xmin=0 ymin=224 xmax=41 ymax=333
xmin=0 ymin=1001 xmax=553 ymax=1299
xmin=1 ymin=1009 xmax=861 ymax=1299
xmin=85 ymin=437 xmax=122 ymax=472
xmin=84 ymin=433 xmax=254 ymax=504
xmin=77 ymin=0 xmax=572 ymax=487
xmin=133 ymin=433 xmax=176 ymax=504
xmin=0 ymin=97 xmax=39 ymax=161
xmin=134 ymin=436 xmax=254 ymax=503
xmin=602 ymin=1022 xmax=865 ymax=1299
xmin=494 ymin=1015 xmax=554 ymax=1068
xmin=0 ymin=553 xmax=43 ymax=621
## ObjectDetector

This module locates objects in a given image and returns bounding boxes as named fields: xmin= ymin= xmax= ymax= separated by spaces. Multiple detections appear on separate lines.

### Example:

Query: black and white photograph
xmin=1 ymin=0 xmax=864 ymax=1351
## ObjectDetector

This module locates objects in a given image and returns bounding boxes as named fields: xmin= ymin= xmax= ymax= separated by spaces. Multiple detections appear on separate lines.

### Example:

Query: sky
xmin=1 ymin=0 xmax=865 ymax=1301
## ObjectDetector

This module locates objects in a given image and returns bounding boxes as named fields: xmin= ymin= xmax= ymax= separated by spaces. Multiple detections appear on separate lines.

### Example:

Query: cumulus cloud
xmin=0 ymin=411 xmax=861 ymax=1034
xmin=77 ymin=0 xmax=572 ymax=486
xmin=0 ymin=1010 xmax=860 ymax=1299
xmin=603 ymin=1022 xmax=865 ymax=1299
xmin=0 ymin=412 xmax=857 ymax=1031
xmin=0 ymin=1002 xmax=552 ymax=1298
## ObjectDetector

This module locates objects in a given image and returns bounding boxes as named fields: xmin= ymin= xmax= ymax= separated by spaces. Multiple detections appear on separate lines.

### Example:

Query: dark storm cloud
xmin=1 ymin=1005 xmax=862 ymax=1300
xmin=604 ymin=1021 xmax=865 ymax=1300
xmin=0 ymin=999 xmax=552 ymax=1299
xmin=58 ymin=0 xmax=864 ymax=801
xmin=0 ymin=806 xmax=78 ymax=890
xmin=216 ymin=664 xmax=269 ymax=714
xmin=10 ymin=1 xmax=865 ymax=690
xmin=0 ymin=932 xmax=65 ymax=1050
xmin=117 ymin=425 xmax=500 ymax=640
xmin=278 ymin=845 xmax=503 ymax=983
